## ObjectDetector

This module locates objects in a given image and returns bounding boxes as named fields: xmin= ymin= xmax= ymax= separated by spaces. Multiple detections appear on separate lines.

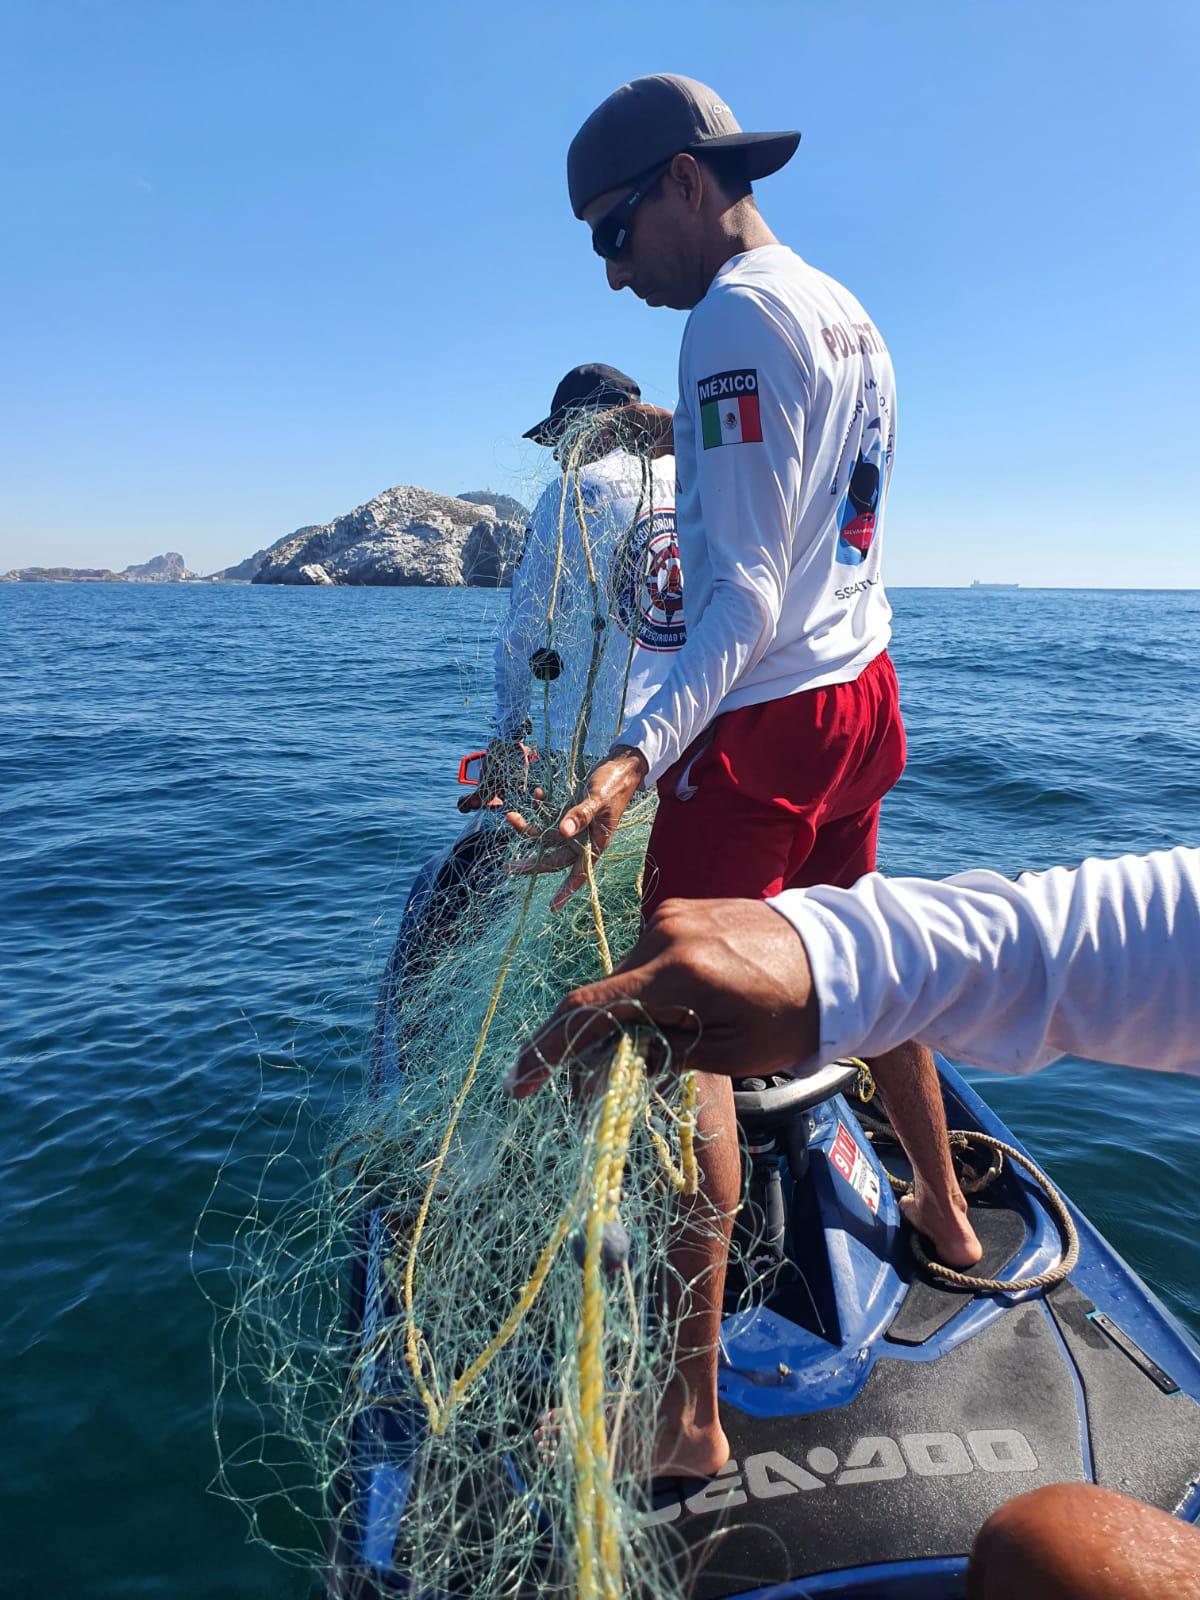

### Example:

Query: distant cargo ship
xmin=970 ymin=580 xmax=1020 ymax=589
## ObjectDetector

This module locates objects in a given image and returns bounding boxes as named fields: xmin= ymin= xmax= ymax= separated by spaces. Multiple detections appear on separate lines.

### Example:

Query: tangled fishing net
xmin=198 ymin=408 xmax=748 ymax=1599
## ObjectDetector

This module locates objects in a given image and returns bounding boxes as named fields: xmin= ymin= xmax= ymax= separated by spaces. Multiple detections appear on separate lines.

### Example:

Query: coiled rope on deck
xmin=908 ymin=1132 xmax=1080 ymax=1293
xmin=849 ymin=1060 xmax=1080 ymax=1295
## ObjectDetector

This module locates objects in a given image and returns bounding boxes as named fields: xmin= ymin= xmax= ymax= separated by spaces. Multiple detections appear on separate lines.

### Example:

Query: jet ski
xmin=330 ymin=814 xmax=1200 ymax=1599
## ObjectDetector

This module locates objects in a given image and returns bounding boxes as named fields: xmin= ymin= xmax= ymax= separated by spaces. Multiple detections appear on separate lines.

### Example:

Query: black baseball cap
xmin=568 ymin=74 xmax=800 ymax=219
xmin=523 ymin=363 xmax=641 ymax=446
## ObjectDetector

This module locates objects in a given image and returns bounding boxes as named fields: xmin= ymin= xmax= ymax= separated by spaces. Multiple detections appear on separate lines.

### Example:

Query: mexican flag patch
xmin=698 ymin=368 xmax=762 ymax=449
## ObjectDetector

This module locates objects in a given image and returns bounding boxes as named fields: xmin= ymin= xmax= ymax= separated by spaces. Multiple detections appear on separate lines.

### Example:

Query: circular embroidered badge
xmin=616 ymin=508 xmax=686 ymax=652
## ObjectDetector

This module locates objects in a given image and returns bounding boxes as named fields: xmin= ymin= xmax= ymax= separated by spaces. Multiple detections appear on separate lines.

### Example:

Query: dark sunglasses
xmin=590 ymin=159 xmax=673 ymax=262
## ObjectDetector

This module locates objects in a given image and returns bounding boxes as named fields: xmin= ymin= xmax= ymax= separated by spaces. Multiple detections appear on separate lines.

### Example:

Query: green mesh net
xmin=197 ymin=411 xmax=747 ymax=1599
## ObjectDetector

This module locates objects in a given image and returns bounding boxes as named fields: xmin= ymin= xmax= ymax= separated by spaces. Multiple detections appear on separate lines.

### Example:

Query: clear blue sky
xmin=2 ymin=0 xmax=1197 ymax=584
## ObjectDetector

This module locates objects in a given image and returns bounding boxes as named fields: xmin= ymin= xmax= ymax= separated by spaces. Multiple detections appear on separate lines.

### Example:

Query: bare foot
xmin=900 ymin=1185 xmax=983 ymax=1270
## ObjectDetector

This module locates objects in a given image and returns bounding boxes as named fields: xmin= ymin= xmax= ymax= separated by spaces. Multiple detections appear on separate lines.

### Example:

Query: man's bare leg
xmin=967 ymin=1483 xmax=1200 ymax=1599
xmin=652 ymin=1048 xmax=980 ymax=1474
xmin=651 ymin=1068 xmax=738 ymax=1477
xmin=870 ymin=1040 xmax=982 ymax=1269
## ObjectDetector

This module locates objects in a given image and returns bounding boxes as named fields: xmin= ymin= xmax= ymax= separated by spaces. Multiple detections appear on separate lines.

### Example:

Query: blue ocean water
xmin=2 ymin=582 xmax=1199 ymax=1598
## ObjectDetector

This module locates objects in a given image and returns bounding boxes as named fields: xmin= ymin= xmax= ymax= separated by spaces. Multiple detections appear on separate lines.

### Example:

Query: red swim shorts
xmin=642 ymin=650 xmax=906 ymax=917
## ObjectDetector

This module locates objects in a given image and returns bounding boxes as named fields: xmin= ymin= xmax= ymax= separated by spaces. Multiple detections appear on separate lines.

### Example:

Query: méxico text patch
xmin=698 ymin=369 xmax=762 ymax=448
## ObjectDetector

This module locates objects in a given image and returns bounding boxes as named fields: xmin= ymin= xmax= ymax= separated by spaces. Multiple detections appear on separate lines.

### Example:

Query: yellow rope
xmin=583 ymin=843 xmax=614 ymax=978
xmin=397 ymin=848 xmax=693 ymax=1437
xmin=573 ymin=1031 xmax=641 ymax=1600
xmin=393 ymin=508 xmax=702 ymax=1593
xmin=571 ymin=834 xmax=701 ymax=1596
xmin=437 ymin=1212 xmax=574 ymax=1428
xmin=400 ymin=809 xmax=695 ymax=1444
xmin=587 ymin=833 xmax=697 ymax=1201
xmin=848 ymin=1057 xmax=876 ymax=1104
xmin=645 ymin=1076 xmax=700 ymax=1196
xmin=677 ymin=1071 xmax=699 ymax=1195
xmin=401 ymin=874 xmax=539 ymax=1426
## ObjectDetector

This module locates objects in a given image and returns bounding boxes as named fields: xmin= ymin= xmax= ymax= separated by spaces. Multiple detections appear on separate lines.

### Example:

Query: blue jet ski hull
xmin=329 ymin=820 xmax=1200 ymax=1598
xmin=667 ymin=1066 xmax=1200 ymax=1597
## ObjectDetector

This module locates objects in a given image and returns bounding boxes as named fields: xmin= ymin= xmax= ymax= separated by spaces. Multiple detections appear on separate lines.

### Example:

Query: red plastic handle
xmin=457 ymin=747 xmax=539 ymax=785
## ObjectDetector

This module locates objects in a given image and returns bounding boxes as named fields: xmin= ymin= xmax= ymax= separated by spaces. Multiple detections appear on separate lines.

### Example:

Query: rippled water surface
xmin=3 ymin=582 xmax=1199 ymax=1597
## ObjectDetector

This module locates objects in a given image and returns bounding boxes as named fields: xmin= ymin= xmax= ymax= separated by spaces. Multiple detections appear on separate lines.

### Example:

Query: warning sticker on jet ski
xmin=830 ymin=1123 xmax=881 ymax=1215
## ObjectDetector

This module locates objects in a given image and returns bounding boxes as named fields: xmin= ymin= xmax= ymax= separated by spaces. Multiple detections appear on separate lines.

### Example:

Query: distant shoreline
xmin=3 ymin=579 xmax=1198 ymax=594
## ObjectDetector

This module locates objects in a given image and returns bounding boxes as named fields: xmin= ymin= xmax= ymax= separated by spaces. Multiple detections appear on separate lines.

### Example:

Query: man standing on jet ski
xmin=460 ymin=363 xmax=680 ymax=816
xmin=510 ymin=75 xmax=981 ymax=1477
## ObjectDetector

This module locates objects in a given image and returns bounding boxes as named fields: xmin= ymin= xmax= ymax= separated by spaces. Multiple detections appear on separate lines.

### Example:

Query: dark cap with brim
xmin=524 ymin=362 xmax=641 ymax=446
xmin=568 ymin=73 xmax=800 ymax=219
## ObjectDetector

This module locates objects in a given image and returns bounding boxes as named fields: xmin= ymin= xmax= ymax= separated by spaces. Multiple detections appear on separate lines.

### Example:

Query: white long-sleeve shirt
xmin=767 ymin=847 xmax=1200 ymax=1076
xmin=624 ymin=246 xmax=895 ymax=785
xmin=494 ymin=450 xmax=683 ymax=755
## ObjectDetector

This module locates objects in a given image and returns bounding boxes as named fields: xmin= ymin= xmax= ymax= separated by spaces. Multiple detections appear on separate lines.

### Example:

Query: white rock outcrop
xmin=250 ymin=485 xmax=525 ymax=588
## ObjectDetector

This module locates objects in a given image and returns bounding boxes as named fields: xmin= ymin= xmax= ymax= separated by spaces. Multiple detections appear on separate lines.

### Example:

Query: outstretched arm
xmin=506 ymin=847 xmax=1200 ymax=1093
xmin=771 ymin=846 xmax=1200 ymax=1076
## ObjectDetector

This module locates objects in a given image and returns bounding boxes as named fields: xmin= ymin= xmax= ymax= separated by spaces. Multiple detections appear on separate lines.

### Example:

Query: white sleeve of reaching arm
xmin=624 ymin=291 xmax=806 ymax=782
xmin=768 ymin=847 xmax=1200 ymax=1076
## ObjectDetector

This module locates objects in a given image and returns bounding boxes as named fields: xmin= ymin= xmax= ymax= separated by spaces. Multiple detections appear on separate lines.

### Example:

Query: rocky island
xmin=4 ymin=485 xmax=530 ymax=589
xmin=243 ymin=485 xmax=526 ymax=588
xmin=3 ymin=552 xmax=195 ymax=583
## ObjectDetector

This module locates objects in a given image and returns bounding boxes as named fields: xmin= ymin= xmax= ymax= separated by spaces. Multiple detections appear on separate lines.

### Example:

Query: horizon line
xmin=3 ymin=577 xmax=1199 ymax=596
